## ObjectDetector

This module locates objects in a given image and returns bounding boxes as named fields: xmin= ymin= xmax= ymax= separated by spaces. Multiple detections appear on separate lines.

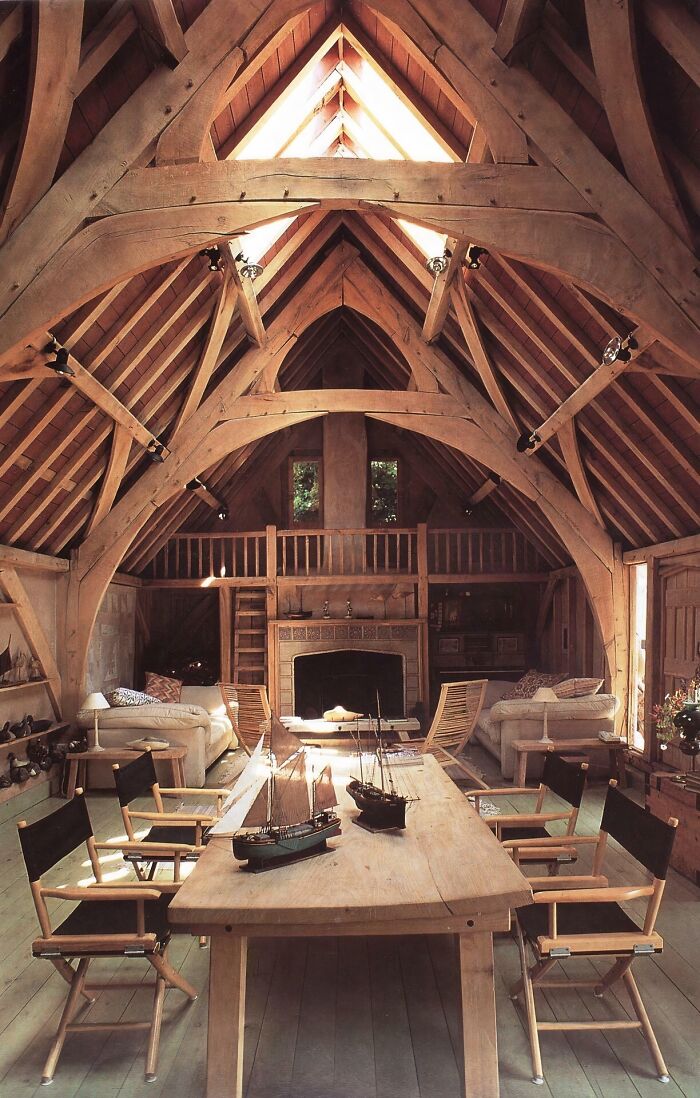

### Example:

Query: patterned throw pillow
xmin=553 ymin=677 xmax=604 ymax=699
xmin=105 ymin=687 xmax=160 ymax=707
xmin=502 ymin=670 xmax=567 ymax=701
xmin=144 ymin=672 xmax=183 ymax=704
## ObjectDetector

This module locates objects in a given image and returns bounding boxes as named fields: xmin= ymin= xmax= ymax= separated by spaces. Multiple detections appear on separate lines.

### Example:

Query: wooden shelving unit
xmin=0 ymin=722 xmax=71 ymax=807
xmin=0 ymin=567 xmax=62 ymax=721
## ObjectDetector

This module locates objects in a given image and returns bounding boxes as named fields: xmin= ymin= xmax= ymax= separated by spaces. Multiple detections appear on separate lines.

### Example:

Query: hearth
xmin=294 ymin=649 xmax=404 ymax=718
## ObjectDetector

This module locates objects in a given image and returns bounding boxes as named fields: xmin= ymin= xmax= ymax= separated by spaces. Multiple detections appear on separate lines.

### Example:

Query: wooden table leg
xmin=459 ymin=931 xmax=499 ymax=1098
xmin=65 ymin=760 xmax=78 ymax=799
xmin=515 ymin=750 xmax=528 ymax=788
xmin=207 ymin=934 xmax=247 ymax=1098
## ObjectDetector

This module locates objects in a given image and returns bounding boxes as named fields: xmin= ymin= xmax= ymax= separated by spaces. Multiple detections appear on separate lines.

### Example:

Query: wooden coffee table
xmin=169 ymin=754 xmax=531 ymax=1098
xmin=513 ymin=736 xmax=627 ymax=788
xmin=64 ymin=745 xmax=187 ymax=798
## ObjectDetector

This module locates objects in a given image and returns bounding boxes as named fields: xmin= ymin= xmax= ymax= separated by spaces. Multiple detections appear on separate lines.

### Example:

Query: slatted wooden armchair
xmin=219 ymin=681 xmax=271 ymax=755
xmin=112 ymin=750 xmax=229 ymax=883
xmin=17 ymin=792 xmax=198 ymax=1086
xmin=468 ymin=753 xmax=589 ymax=875
xmin=416 ymin=679 xmax=488 ymax=789
xmin=510 ymin=780 xmax=679 ymax=1086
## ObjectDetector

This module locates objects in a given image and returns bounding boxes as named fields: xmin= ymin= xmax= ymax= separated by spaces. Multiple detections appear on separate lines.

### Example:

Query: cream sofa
xmin=473 ymin=680 xmax=620 ymax=779
xmin=77 ymin=685 xmax=237 ymax=787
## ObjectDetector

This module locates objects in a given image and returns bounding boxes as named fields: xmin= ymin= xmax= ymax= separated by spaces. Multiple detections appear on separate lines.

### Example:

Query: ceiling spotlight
xmin=43 ymin=340 xmax=75 ymax=377
xmin=199 ymin=246 xmax=223 ymax=272
xmin=516 ymin=431 xmax=541 ymax=453
xmin=466 ymin=245 xmax=488 ymax=270
xmin=426 ymin=252 xmax=451 ymax=276
xmin=601 ymin=333 xmax=638 ymax=366
xmin=186 ymin=477 xmax=204 ymax=491
xmin=240 ymin=259 xmax=263 ymax=280
xmin=147 ymin=440 xmax=166 ymax=463
xmin=216 ymin=503 xmax=229 ymax=521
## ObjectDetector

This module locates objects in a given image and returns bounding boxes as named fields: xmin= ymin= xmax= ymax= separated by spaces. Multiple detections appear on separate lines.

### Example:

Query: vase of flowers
xmin=652 ymin=666 xmax=700 ymax=754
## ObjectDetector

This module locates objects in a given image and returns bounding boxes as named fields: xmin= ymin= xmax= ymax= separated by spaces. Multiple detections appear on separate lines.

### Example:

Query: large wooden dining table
xmin=168 ymin=753 xmax=532 ymax=1098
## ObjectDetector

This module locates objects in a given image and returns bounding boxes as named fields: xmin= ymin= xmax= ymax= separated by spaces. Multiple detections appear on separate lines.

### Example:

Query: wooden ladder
xmin=232 ymin=588 xmax=267 ymax=685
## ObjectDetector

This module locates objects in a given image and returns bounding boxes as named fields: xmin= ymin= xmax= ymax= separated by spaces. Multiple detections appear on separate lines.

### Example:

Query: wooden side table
xmin=646 ymin=771 xmax=699 ymax=885
xmin=64 ymin=746 xmax=187 ymax=799
xmin=513 ymin=737 xmax=628 ymax=788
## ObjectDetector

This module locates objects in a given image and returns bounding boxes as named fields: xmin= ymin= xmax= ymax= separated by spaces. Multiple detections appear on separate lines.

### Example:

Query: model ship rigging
xmin=346 ymin=691 xmax=410 ymax=831
xmin=233 ymin=715 xmax=340 ymax=871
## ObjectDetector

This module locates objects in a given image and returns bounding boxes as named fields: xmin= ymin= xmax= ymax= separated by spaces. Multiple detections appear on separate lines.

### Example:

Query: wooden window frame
xmin=288 ymin=454 xmax=323 ymax=528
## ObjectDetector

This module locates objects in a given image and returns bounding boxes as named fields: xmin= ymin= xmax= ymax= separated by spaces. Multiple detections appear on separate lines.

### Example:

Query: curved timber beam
xmin=65 ymin=247 xmax=626 ymax=726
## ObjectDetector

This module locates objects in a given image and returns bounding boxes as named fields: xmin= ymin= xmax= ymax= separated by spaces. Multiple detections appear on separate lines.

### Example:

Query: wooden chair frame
xmin=113 ymin=751 xmax=229 ymax=884
xmin=467 ymin=756 xmax=588 ymax=873
xmin=508 ymin=780 xmax=679 ymax=1085
xmin=417 ymin=679 xmax=488 ymax=788
xmin=18 ymin=793 xmax=198 ymax=1085
xmin=219 ymin=680 xmax=271 ymax=755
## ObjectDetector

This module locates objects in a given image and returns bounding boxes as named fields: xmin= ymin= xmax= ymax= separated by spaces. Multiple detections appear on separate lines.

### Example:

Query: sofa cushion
xmin=484 ymin=680 xmax=513 ymax=708
xmin=181 ymin=685 xmax=227 ymax=716
xmin=145 ymin=672 xmax=182 ymax=703
xmin=490 ymin=693 xmax=619 ymax=723
xmin=553 ymin=677 xmax=604 ymax=699
xmin=77 ymin=702 xmax=210 ymax=730
xmin=105 ymin=687 xmax=160 ymax=707
xmin=502 ymin=670 xmax=566 ymax=700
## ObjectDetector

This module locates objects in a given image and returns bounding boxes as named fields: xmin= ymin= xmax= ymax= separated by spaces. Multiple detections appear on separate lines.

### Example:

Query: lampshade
xmin=81 ymin=691 xmax=110 ymax=711
xmin=532 ymin=687 xmax=559 ymax=703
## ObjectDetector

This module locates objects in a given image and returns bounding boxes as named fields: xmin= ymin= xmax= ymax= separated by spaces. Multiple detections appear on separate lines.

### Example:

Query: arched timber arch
xmin=64 ymin=247 xmax=627 ymax=725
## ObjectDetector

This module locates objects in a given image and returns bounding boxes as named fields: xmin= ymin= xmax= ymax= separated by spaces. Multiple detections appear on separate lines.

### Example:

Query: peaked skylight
xmin=226 ymin=25 xmax=452 ymax=263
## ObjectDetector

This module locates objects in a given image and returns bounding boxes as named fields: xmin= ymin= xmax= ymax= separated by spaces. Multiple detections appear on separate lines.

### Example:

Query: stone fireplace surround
xmin=272 ymin=620 xmax=424 ymax=717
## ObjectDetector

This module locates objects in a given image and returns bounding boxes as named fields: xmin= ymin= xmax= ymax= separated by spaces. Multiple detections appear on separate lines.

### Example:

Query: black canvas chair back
xmin=601 ymin=780 xmax=677 ymax=879
xmin=542 ymin=751 xmax=587 ymax=808
xmin=113 ymin=750 xmax=158 ymax=807
xmin=18 ymin=793 xmax=93 ymax=883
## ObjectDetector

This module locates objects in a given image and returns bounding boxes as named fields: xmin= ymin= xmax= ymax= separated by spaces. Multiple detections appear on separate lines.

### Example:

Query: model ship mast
xmin=346 ymin=688 xmax=408 ymax=831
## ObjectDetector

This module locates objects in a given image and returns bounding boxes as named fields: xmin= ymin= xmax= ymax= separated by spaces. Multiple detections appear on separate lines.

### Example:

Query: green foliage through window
xmin=370 ymin=459 xmax=398 ymax=524
xmin=292 ymin=460 xmax=321 ymax=525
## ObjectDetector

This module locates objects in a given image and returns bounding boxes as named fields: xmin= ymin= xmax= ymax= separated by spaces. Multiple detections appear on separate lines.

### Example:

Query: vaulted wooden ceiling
xmin=0 ymin=0 xmax=697 ymax=577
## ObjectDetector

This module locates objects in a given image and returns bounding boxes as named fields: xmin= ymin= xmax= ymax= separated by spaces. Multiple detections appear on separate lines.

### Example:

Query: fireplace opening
xmin=293 ymin=650 xmax=404 ymax=718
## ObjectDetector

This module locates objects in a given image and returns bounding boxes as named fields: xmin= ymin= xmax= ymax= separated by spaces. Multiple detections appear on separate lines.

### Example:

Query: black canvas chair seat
xmin=499 ymin=824 xmax=550 ymax=842
xmin=517 ymin=900 xmax=642 ymax=945
xmin=134 ymin=824 xmax=202 ymax=851
xmin=49 ymin=893 xmax=172 ymax=952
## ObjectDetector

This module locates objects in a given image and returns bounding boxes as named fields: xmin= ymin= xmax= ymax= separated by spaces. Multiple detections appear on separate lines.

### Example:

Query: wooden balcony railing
xmin=143 ymin=526 xmax=549 ymax=582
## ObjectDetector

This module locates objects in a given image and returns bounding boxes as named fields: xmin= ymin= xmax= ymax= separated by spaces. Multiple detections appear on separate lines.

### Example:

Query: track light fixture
xmin=200 ymin=246 xmax=223 ymax=272
xmin=234 ymin=251 xmax=263 ymax=280
xmin=216 ymin=503 xmax=229 ymax=521
xmin=147 ymin=440 xmax=166 ymax=463
xmin=43 ymin=339 xmax=75 ymax=378
xmin=426 ymin=250 xmax=451 ymax=277
xmin=466 ymin=245 xmax=488 ymax=270
xmin=516 ymin=431 xmax=541 ymax=453
xmin=186 ymin=477 xmax=204 ymax=491
xmin=601 ymin=333 xmax=638 ymax=366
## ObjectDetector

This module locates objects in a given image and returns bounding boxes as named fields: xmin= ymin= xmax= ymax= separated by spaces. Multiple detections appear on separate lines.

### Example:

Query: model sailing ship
xmin=233 ymin=715 xmax=341 ymax=871
xmin=346 ymin=693 xmax=409 ymax=831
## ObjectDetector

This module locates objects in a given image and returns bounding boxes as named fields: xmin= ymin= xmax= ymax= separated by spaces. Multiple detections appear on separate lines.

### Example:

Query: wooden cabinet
xmin=431 ymin=631 xmax=525 ymax=672
xmin=646 ymin=772 xmax=700 ymax=886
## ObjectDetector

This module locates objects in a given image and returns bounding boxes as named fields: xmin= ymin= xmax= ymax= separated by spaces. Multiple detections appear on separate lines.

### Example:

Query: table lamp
xmin=81 ymin=691 xmax=110 ymax=752
xmin=532 ymin=686 xmax=558 ymax=745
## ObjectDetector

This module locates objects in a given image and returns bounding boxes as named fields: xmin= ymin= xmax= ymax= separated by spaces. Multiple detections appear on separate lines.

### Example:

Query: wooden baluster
xmin=254 ymin=537 xmax=260 ymax=577
xmin=408 ymin=532 xmax=413 ymax=574
xmin=371 ymin=533 xmax=377 ymax=574
xmin=305 ymin=535 xmax=309 ymax=576
xmin=340 ymin=534 xmax=345 ymax=577
xmin=294 ymin=535 xmax=299 ymax=576
xmin=479 ymin=532 xmax=484 ymax=574
xmin=327 ymin=533 xmax=332 ymax=576
xmin=282 ymin=535 xmax=287 ymax=577
xmin=209 ymin=539 xmax=214 ymax=578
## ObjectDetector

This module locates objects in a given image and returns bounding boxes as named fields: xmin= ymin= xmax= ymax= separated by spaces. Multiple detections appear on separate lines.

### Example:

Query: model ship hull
xmin=233 ymin=812 xmax=341 ymax=871
xmin=346 ymin=779 xmax=407 ymax=831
